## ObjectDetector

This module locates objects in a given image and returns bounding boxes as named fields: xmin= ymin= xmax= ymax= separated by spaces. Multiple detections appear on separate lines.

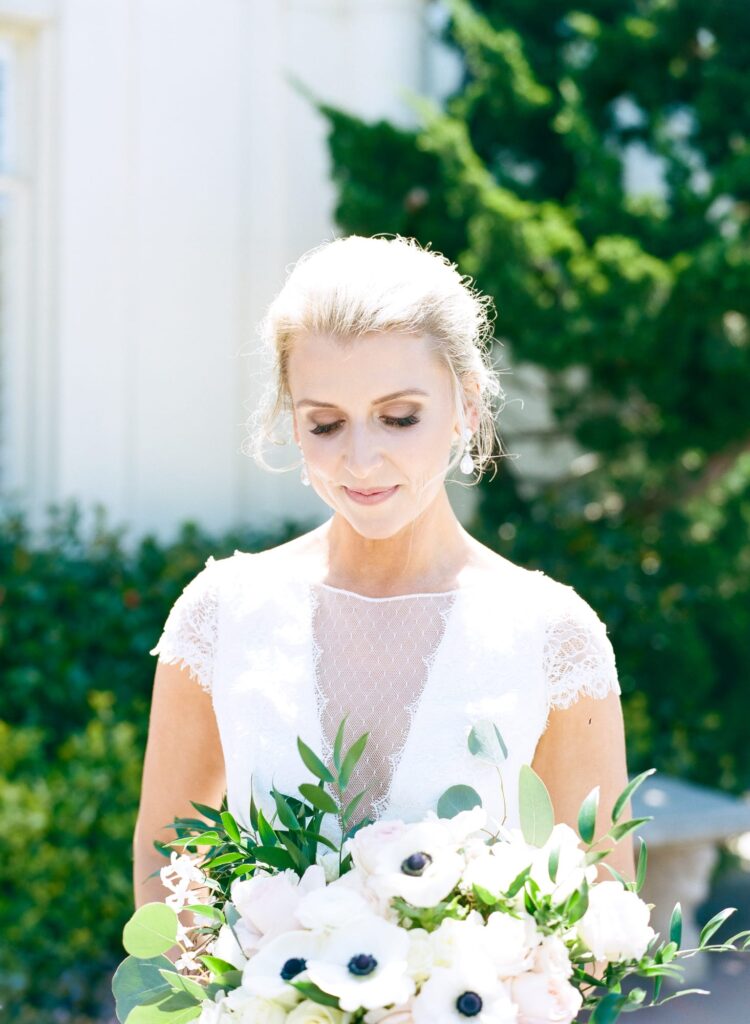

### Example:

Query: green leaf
xmin=122 ymin=903 xmax=179 ymax=958
xmin=519 ymin=764 xmax=554 ymax=847
xmin=297 ymin=736 xmax=335 ymax=783
xmin=157 ymin=969 xmax=205 ymax=1002
xmin=181 ymin=903 xmax=225 ymax=925
xmin=577 ymin=785 xmax=600 ymax=845
xmin=609 ymin=817 xmax=652 ymax=843
xmin=631 ymin=835 xmax=647 ymax=893
xmin=699 ymin=907 xmax=736 ymax=947
xmin=249 ymin=775 xmax=259 ymax=832
xmin=219 ymin=811 xmax=242 ymax=844
xmin=436 ymin=784 xmax=482 ymax=818
xmin=204 ymin=852 xmax=244 ymax=867
xmin=548 ymin=841 xmax=560 ymax=883
xmin=467 ymin=720 xmax=508 ymax=765
xmin=253 ymin=844 xmax=297 ymax=870
xmin=299 ymin=782 xmax=340 ymax=814
xmin=256 ymin=808 xmax=277 ymax=847
xmin=332 ymin=715 xmax=349 ymax=772
xmin=590 ymin=992 xmax=626 ymax=1023
xmin=472 ymin=883 xmax=500 ymax=906
xmin=669 ymin=902 xmax=682 ymax=947
xmin=125 ymin=990 xmax=202 ymax=1024
xmin=338 ymin=731 xmax=369 ymax=790
xmin=272 ymin=788 xmax=302 ymax=830
xmin=611 ymin=769 xmax=656 ymax=824
xmin=289 ymin=979 xmax=342 ymax=1008
xmin=112 ymin=955 xmax=174 ymax=1024
xmin=200 ymin=955 xmax=238 ymax=977
xmin=342 ymin=787 xmax=368 ymax=823
xmin=189 ymin=801 xmax=223 ymax=824
xmin=506 ymin=864 xmax=531 ymax=897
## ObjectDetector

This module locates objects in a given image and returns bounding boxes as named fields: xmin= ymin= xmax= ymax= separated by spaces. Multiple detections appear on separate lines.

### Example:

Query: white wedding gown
xmin=150 ymin=547 xmax=621 ymax=846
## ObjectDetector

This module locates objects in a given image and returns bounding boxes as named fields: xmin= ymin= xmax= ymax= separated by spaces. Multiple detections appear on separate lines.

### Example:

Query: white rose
xmin=575 ymin=880 xmax=656 ymax=962
xmin=296 ymin=877 xmax=373 ymax=931
xmin=286 ymin=999 xmax=353 ymax=1023
xmin=484 ymin=910 xmax=540 ymax=976
xmin=223 ymin=985 xmax=288 ymax=1023
xmin=197 ymin=989 xmax=230 ymax=1024
xmin=363 ymin=1005 xmax=416 ymax=1024
xmin=532 ymin=935 xmax=574 ymax=979
xmin=230 ymin=864 xmax=326 ymax=947
xmin=511 ymin=970 xmax=582 ymax=1024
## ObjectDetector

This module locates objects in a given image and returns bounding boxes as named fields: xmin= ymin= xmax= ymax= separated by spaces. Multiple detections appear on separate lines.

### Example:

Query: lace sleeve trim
xmin=542 ymin=584 xmax=621 ymax=711
xmin=149 ymin=556 xmax=221 ymax=694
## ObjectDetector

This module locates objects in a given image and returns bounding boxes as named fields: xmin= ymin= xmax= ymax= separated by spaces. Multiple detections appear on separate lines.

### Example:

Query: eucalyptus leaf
xmin=122 ymin=903 xmax=179 ymax=958
xmin=256 ymin=808 xmax=277 ymax=847
xmin=333 ymin=715 xmax=349 ymax=772
xmin=467 ymin=720 xmax=508 ymax=765
xmin=125 ymin=990 xmax=202 ymax=1024
xmin=548 ymin=842 xmax=560 ymax=883
xmin=577 ymin=785 xmax=600 ymax=845
xmin=200 ymin=955 xmax=238 ymax=977
xmin=272 ymin=788 xmax=302 ymax=830
xmin=181 ymin=903 xmax=225 ymax=925
xmin=290 ymin=980 xmax=342 ymax=1007
xmin=189 ymin=801 xmax=223 ymax=824
xmin=157 ymin=969 xmax=205 ymax=1002
xmin=436 ymin=784 xmax=482 ymax=819
xmin=635 ymin=836 xmax=648 ymax=893
xmin=112 ymin=955 xmax=174 ymax=1024
xmin=342 ymin=787 xmax=368 ymax=823
xmin=518 ymin=765 xmax=554 ymax=847
xmin=589 ymin=992 xmax=625 ymax=1023
xmin=611 ymin=768 xmax=656 ymax=824
xmin=609 ymin=817 xmax=652 ymax=843
xmin=253 ymin=844 xmax=296 ymax=870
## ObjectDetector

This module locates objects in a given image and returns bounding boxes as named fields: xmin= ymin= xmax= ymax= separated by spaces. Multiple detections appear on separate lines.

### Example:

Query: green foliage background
xmin=302 ymin=0 xmax=750 ymax=792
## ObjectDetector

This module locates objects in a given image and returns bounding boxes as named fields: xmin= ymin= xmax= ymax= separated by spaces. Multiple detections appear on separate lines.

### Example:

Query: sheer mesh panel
xmin=309 ymin=584 xmax=457 ymax=829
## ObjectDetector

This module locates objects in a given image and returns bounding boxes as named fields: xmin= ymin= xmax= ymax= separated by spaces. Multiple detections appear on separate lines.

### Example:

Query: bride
xmin=133 ymin=234 xmax=635 ymax=933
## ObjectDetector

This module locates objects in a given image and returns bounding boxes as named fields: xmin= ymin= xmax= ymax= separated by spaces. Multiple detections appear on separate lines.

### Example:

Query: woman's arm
xmin=531 ymin=689 xmax=635 ymax=883
xmin=132 ymin=658 xmax=226 ymax=959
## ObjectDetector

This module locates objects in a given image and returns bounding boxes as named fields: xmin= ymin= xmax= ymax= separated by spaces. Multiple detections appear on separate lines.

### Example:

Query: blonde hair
xmin=242 ymin=234 xmax=511 ymax=485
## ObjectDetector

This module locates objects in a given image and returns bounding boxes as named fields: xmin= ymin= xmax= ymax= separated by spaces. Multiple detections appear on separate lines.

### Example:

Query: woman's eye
xmin=309 ymin=414 xmax=419 ymax=436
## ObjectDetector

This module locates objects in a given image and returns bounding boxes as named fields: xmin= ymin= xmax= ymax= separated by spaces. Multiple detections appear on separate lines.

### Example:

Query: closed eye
xmin=309 ymin=414 xmax=420 ymax=437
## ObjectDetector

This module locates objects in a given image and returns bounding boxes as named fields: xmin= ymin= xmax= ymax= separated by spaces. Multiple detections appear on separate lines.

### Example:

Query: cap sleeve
xmin=149 ymin=556 xmax=221 ymax=694
xmin=542 ymin=583 xmax=621 ymax=711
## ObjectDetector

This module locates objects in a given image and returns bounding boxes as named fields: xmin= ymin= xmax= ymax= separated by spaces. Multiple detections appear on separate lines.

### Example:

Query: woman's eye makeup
xmin=309 ymin=413 xmax=420 ymax=436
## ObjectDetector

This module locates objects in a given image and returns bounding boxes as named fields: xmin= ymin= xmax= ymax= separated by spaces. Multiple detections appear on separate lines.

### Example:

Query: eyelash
xmin=309 ymin=414 xmax=420 ymax=436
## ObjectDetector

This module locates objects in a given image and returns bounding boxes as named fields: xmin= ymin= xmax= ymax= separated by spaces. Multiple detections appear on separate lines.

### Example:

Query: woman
xmin=133 ymin=235 xmax=635 ymax=935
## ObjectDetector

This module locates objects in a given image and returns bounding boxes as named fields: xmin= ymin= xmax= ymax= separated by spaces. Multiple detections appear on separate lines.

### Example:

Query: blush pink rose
xmin=511 ymin=970 xmax=583 ymax=1024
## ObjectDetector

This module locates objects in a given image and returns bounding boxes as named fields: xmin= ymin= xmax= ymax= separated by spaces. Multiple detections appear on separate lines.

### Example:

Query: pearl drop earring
xmin=460 ymin=427 xmax=476 ymax=475
xmin=300 ymin=460 xmax=310 ymax=486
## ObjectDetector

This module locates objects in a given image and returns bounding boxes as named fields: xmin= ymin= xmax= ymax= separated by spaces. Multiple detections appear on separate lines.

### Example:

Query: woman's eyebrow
xmin=295 ymin=388 xmax=429 ymax=409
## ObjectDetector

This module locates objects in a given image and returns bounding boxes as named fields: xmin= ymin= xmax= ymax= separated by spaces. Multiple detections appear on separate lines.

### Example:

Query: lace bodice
xmin=149 ymin=548 xmax=621 ymax=842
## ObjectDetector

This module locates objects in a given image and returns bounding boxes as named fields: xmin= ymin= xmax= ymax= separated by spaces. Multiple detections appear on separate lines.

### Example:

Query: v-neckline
xmin=304 ymin=581 xmax=464 ymax=830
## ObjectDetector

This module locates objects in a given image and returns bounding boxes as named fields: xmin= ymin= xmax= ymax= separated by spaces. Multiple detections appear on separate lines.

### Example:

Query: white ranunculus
xmin=511 ymin=970 xmax=582 ymax=1024
xmin=354 ymin=820 xmax=466 ymax=908
xmin=305 ymin=914 xmax=416 ymax=1012
xmin=286 ymin=998 xmax=353 ymax=1023
xmin=484 ymin=910 xmax=540 ymax=976
xmin=242 ymin=928 xmax=325 ymax=1003
xmin=231 ymin=864 xmax=326 ymax=948
xmin=423 ymin=806 xmax=489 ymax=846
xmin=197 ymin=989 xmax=230 ymax=1024
xmin=296 ymin=878 xmax=373 ymax=931
xmin=412 ymin=963 xmax=518 ymax=1024
xmin=575 ymin=880 xmax=656 ymax=962
xmin=223 ymin=985 xmax=289 ymax=1023
xmin=210 ymin=922 xmax=250 ymax=969
xmin=531 ymin=935 xmax=574 ymax=979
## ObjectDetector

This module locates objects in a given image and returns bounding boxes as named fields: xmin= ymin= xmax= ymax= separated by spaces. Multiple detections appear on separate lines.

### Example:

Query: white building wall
xmin=4 ymin=0 xmax=480 ymax=549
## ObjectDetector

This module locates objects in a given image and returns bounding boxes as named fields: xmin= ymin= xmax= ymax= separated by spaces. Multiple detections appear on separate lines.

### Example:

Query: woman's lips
xmin=343 ymin=485 xmax=400 ymax=505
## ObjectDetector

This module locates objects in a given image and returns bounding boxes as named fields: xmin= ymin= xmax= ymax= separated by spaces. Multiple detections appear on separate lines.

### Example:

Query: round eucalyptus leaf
xmin=122 ymin=902 xmax=179 ymax=958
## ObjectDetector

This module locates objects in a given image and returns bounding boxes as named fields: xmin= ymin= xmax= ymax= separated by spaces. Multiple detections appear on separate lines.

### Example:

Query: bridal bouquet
xmin=114 ymin=718 xmax=749 ymax=1023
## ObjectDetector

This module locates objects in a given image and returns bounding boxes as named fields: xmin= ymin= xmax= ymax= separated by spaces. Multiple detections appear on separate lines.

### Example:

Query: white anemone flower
xmin=242 ymin=929 xmax=325 ymax=1003
xmin=305 ymin=914 xmax=416 ymax=1012
xmin=412 ymin=962 xmax=518 ymax=1024
xmin=355 ymin=820 xmax=466 ymax=908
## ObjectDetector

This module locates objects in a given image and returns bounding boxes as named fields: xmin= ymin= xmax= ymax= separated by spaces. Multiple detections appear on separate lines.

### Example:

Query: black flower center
xmin=456 ymin=990 xmax=483 ymax=1016
xmin=348 ymin=952 xmax=377 ymax=976
xmin=400 ymin=850 xmax=433 ymax=875
xmin=280 ymin=956 xmax=307 ymax=980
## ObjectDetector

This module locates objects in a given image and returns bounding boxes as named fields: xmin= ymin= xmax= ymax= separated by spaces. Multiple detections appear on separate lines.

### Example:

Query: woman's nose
xmin=344 ymin=423 xmax=384 ymax=478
